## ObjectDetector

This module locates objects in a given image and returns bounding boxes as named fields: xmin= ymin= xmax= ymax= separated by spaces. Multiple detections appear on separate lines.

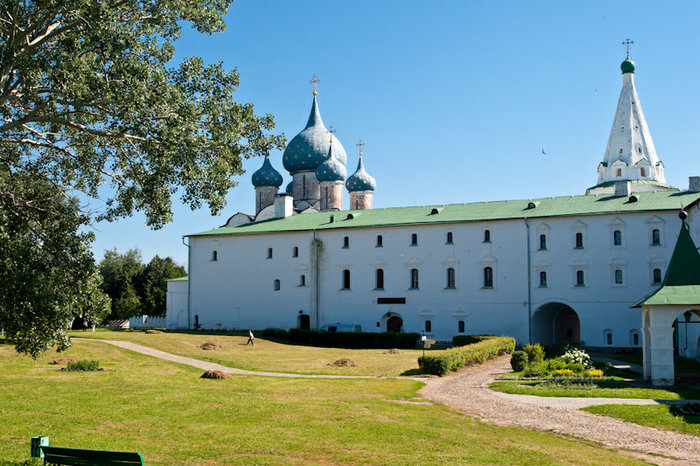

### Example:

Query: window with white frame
xmin=410 ymin=268 xmax=419 ymax=289
xmin=446 ymin=268 xmax=456 ymax=289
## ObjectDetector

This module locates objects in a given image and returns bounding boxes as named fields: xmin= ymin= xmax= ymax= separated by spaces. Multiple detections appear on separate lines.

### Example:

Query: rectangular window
xmin=446 ymin=232 xmax=453 ymax=244
xmin=539 ymin=234 xmax=547 ymax=250
xmin=299 ymin=275 xmax=306 ymax=287
xmin=376 ymin=235 xmax=383 ymax=247
xmin=342 ymin=270 xmax=351 ymax=289
xmin=633 ymin=333 xmax=639 ymax=345
xmin=613 ymin=230 xmax=622 ymax=246
xmin=411 ymin=233 xmax=418 ymax=246
xmin=274 ymin=279 xmax=280 ymax=291
xmin=458 ymin=320 xmax=465 ymax=333
xmin=575 ymin=232 xmax=583 ymax=249
xmin=483 ymin=267 xmax=493 ymax=288
xmin=651 ymin=228 xmax=661 ymax=245
xmin=446 ymin=268 xmax=456 ymax=288
xmin=211 ymin=250 xmax=218 ymax=261
xmin=267 ymin=248 xmax=273 ymax=259
xmin=375 ymin=269 xmax=384 ymax=289
xmin=576 ymin=270 xmax=585 ymax=286
xmin=377 ymin=297 xmax=406 ymax=304
xmin=653 ymin=268 xmax=662 ymax=284
xmin=343 ymin=236 xmax=349 ymax=248
xmin=293 ymin=246 xmax=299 ymax=257
xmin=484 ymin=230 xmax=491 ymax=243
xmin=410 ymin=268 xmax=419 ymax=289
xmin=424 ymin=320 xmax=432 ymax=333
xmin=539 ymin=271 xmax=547 ymax=287
xmin=614 ymin=269 xmax=623 ymax=284
xmin=606 ymin=332 xmax=613 ymax=345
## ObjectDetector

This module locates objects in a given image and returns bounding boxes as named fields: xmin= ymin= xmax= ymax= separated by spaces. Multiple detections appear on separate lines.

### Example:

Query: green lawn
xmin=68 ymin=330 xmax=425 ymax=377
xmin=0 ymin=339 xmax=645 ymax=465
xmin=490 ymin=379 xmax=700 ymax=400
xmin=583 ymin=404 xmax=700 ymax=437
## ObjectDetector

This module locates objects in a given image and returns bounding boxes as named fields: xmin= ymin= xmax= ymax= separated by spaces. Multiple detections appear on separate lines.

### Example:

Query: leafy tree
xmin=0 ymin=1 xmax=284 ymax=355
xmin=0 ymin=171 xmax=110 ymax=358
xmin=136 ymin=255 xmax=187 ymax=316
xmin=98 ymin=248 xmax=144 ymax=320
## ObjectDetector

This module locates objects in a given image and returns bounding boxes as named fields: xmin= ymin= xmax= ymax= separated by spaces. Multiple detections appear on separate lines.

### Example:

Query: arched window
xmin=539 ymin=234 xmax=547 ymax=250
xmin=376 ymin=235 xmax=383 ymax=247
xmin=651 ymin=228 xmax=661 ymax=245
xmin=293 ymin=246 xmax=299 ymax=257
xmin=411 ymin=233 xmax=418 ymax=246
xmin=614 ymin=269 xmax=623 ymax=284
xmin=375 ymin=269 xmax=384 ymax=289
xmin=484 ymin=230 xmax=491 ymax=243
xmin=343 ymin=236 xmax=349 ymax=248
xmin=446 ymin=232 xmax=453 ymax=244
xmin=539 ymin=271 xmax=547 ymax=287
xmin=211 ymin=250 xmax=218 ymax=261
xmin=483 ymin=267 xmax=493 ymax=288
xmin=424 ymin=320 xmax=432 ymax=333
xmin=576 ymin=270 xmax=585 ymax=286
xmin=613 ymin=230 xmax=622 ymax=246
xmin=342 ymin=270 xmax=351 ymax=289
xmin=274 ymin=279 xmax=280 ymax=291
xmin=410 ymin=268 xmax=419 ymax=289
xmin=267 ymin=247 xmax=273 ymax=259
xmin=575 ymin=232 xmax=583 ymax=249
xmin=653 ymin=268 xmax=662 ymax=284
xmin=458 ymin=320 xmax=465 ymax=333
xmin=446 ymin=268 xmax=455 ymax=288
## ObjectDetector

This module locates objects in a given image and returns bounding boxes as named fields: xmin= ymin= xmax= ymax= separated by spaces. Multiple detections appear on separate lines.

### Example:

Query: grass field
xmin=490 ymin=379 xmax=700 ymax=399
xmin=583 ymin=404 xmax=700 ymax=436
xmin=0 ymin=338 xmax=646 ymax=465
xmin=68 ymin=330 xmax=425 ymax=377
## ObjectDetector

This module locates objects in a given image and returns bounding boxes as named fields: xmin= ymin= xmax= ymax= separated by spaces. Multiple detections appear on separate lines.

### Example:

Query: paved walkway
xmin=81 ymin=338 xmax=700 ymax=464
xmin=419 ymin=356 xmax=700 ymax=465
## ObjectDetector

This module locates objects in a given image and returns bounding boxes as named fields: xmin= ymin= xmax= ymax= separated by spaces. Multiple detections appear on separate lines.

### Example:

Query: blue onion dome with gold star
xmin=621 ymin=58 xmax=635 ymax=74
xmin=285 ymin=181 xmax=293 ymax=194
xmin=345 ymin=152 xmax=376 ymax=192
xmin=315 ymin=136 xmax=346 ymax=182
xmin=251 ymin=155 xmax=283 ymax=188
xmin=282 ymin=93 xmax=347 ymax=174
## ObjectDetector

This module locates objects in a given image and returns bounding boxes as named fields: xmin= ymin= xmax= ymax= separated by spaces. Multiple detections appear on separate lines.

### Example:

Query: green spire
xmin=661 ymin=224 xmax=700 ymax=286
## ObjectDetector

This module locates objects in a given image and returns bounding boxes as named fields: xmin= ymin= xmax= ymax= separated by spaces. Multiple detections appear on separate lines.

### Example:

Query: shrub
xmin=586 ymin=369 xmax=604 ymax=377
xmin=65 ymin=360 xmax=100 ymax=371
xmin=451 ymin=335 xmax=493 ymax=347
xmin=523 ymin=343 xmax=545 ymax=363
xmin=554 ymin=369 xmax=575 ymax=377
xmin=510 ymin=351 xmax=528 ymax=372
xmin=523 ymin=358 xmax=585 ymax=378
xmin=260 ymin=328 xmax=420 ymax=349
xmin=560 ymin=346 xmax=592 ymax=369
xmin=418 ymin=336 xmax=515 ymax=376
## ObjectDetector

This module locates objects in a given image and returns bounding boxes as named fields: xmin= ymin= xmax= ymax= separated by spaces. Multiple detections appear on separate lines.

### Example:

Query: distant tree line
xmin=98 ymin=249 xmax=187 ymax=320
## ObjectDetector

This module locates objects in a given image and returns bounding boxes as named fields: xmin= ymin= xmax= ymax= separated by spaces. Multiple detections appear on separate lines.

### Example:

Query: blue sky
xmin=89 ymin=0 xmax=700 ymax=266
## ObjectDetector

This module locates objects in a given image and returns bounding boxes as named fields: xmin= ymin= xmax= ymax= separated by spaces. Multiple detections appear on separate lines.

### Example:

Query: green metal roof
xmin=632 ymin=224 xmax=700 ymax=307
xmin=189 ymin=190 xmax=700 ymax=238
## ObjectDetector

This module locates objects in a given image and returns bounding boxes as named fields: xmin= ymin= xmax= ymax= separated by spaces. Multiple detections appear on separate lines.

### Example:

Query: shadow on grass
xmin=400 ymin=368 xmax=427 ymax=376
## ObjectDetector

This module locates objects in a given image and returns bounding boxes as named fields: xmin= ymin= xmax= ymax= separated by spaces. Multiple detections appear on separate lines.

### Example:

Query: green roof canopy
xmin=189 ymin=190 xmax=700 ymax=238
xmin=632 ymin=224 xmax=700 ymax=307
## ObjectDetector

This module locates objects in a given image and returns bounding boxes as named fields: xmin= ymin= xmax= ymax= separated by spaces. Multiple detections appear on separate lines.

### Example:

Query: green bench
xmin=31 ymin=437 xmax=144 ymax=465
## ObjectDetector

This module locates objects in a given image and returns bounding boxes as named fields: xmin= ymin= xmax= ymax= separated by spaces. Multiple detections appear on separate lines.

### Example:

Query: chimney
xmin=614 ymin=181 xmax=631 ymax=197
xmin=274 ymin=194 xmax=293 ymax=219
xmin=689 ymin=176 xmax=700 ymax=192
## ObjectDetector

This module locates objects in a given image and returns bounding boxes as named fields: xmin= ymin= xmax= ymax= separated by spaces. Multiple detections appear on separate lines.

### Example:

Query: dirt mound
xmin=384 ymin=348 xmax=402 ymax=354
xmin=201 ymin=370 xmax=231 ymax=380
xmin=49 ymin=358 xmax=76 ymax=365
xmin=145 ymin=329 xmax=163 ymax=334
xmin=327 ymin=358 xmax=358 ymax=367
xmin=200 ymin=342 xmax=220 ymax=350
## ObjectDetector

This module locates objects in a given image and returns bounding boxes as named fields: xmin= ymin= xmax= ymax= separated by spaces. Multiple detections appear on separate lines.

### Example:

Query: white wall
xmin=186 ymin=207 xmax=696 ymax=345
xmin=166 ymin=279 xmax=189 ymax=329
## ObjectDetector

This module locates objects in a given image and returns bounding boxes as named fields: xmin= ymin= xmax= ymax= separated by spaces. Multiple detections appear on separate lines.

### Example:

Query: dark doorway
xmin=387 ymin=315 xmax=403 ymax=333
xmin=298 ymin=314 xmax=310 ymax=330
xmin=532 ymin=302 xmax=580 ymax=346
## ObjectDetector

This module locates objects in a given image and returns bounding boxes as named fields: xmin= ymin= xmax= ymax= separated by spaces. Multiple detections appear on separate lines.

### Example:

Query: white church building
xmin=167 ymin=56 xmax=700 ymax=355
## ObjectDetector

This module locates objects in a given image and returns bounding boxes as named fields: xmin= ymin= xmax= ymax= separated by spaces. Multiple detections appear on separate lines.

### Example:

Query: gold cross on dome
xmin=356 ymin=139 xmax=365 ymax=156
xmin=310 ymin=74 xmax=320 ymax=95
xmin=622 ymin=38 xmax=634 ymax=58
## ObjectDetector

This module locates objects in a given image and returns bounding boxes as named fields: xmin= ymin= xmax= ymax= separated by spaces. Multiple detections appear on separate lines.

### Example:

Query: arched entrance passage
xmin=382 ymin=312 xmax=403 ymax=333
xmin=531 ymin=302 xmax=580 ymax=346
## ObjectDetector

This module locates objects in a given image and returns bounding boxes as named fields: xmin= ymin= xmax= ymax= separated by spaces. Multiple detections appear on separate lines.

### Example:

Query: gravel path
xmin=419 ymin=355 xmax=700 ymax=465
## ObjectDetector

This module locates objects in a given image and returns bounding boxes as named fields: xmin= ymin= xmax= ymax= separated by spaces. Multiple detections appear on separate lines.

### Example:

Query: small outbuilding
xmin=632 ymin=214 xmax=700 ymax=385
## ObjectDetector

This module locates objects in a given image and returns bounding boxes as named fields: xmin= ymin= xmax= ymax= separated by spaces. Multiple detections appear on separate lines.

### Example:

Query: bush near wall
xmin=259 ymin=328 xmax=421 ymax=349
xmin=418 ymin=336 xmax=516 ymax=376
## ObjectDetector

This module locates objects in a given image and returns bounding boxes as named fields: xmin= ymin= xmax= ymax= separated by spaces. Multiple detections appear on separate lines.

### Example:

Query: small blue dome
xmin=346 ymin=155 xmax=376 ymax=192
xmin=285 ymin=181 xmax=293 ymax=194
xmin=252 ymin=156 xmax=283 ymax=188
xmin=315 ymin=140 xmax=346 ymax=182
xmin=282 ymin=95 xmax=347 ymax=174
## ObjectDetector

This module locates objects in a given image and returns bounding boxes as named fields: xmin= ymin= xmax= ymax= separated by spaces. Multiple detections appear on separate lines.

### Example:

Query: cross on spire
xmin=622 ymin=38 xmax=634 ymax=58
xmin=329 ymin=125 xmax=336 ymax=144
xmin=356 ymin=139 xmax=365 ymax=156
xmin=310 ymin=74 xmax=320 ymax=95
